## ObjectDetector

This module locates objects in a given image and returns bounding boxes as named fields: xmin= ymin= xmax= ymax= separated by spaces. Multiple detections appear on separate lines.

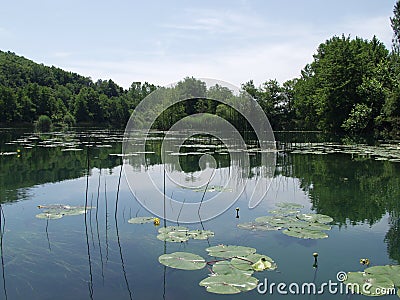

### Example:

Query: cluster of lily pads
xmin=127 ymin=217 xmax=215 ymax=243
xmin=157 ymin=226 xmax=214 ymax=242
xmin=238 ymin=202 xmax=333 ymax=239
xmin=36 ymin=204 xmax=94 ymax=219
xmin=159 ymin=245 xmax=277 ymax=294
xmin=289 ymin=142 xmax=400 ymax=163
xmin=4 ymin=130 xmax=123 ymax=151
xmin=343 ymin=265 xmax=400 ymax=297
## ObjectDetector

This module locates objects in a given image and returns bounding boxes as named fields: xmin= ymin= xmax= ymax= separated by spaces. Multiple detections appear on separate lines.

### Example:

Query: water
xmin=0 ymin=128 xmax=399 ymax=299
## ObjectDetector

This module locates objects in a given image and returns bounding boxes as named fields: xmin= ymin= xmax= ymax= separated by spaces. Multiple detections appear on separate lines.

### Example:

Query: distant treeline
xmin=0 ymin=51 xmax=157 ymax=127
xmin=1 ymin=2 xmax=400 ymax=137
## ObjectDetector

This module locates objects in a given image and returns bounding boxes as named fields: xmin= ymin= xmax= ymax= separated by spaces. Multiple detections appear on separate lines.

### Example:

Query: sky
xmin=0 ymin=0 xmax=396 ymax=89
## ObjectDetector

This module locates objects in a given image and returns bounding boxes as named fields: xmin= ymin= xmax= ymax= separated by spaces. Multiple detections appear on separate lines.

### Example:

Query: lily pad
xmin=206 ymin=245 xmax=256 ymax=258
xmin=38 ymin=204 xmax=71 ymax=210
xmin=255 ymin=216 xmax=296 ymax=226
xmin=128 ymin=217 xmax=155 ymax=224
xmin=297 ymin=213 xmax=333 ymax=224
xmin=285 ymin=221 xmax=331 ymax=231
xmin=275 ymin=202 xmax=304 ymax=209
xmin=158 ymin=252 xmax=206 ymax=270
xmin=157 ymin=232 xmax=189 ymax=243
xmin=187 ymin=230 xmax=215 ymax=240
xmin=199 ymin=274 xmax=258 ymax=294
xmin=237 ymin=222 xmax=282 ymax=231
xmin=60 ymin=207 xmax=89 ymax=216
xmin=364 ymin=265 xmax=400 ymax=287
xmin=282 ymin=228 xmax=328 ymax=239
xmin=231 ymin=253 xmax=277 ymax=271
xmin=344 ymin=271 xmax=395 ymax=296
xmin=35 ymin=212 xmax=63 ymax=220
xmin=268 ymin=209 xmax=300 ymax=216
xmin=212 ymin=261 xmax=254 ymax=276
xmin=158 ymin=226 xmax=188 ymax=234
xmin=193 ymin=185 xmax=233 ymax=193
xmin=38 ymin=204 xmax=94 ymax=217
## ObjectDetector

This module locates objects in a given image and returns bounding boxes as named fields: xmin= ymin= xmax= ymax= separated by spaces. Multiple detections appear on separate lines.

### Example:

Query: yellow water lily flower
xmin=252 ymin=258 xmax=272 ymax=271
xmin=153 ymin=218 xmax=160 ymax=226
xmin=359 ymin=258 xmax=370 ymax=266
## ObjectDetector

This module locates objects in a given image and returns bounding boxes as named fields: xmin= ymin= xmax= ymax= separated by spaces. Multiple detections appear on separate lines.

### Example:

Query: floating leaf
xmin=187 ymin=230 xmax=215 ymax=240
xmin=38 ymin=204 xmax=71 ymax=210
xmin=255 ymin=216 xmax=296 ymax=226
xmin=282 ymin=228 xmax=328 ymax=239
xmin=344 ymin=271 xmax=395 ymax=296
xmin=193 ymin=185 xmax=232 ymax=193
xmin=157 ymin=232 xmax=189 ymax=243
xmin=199 ymin=274 xmax=258 ymax=294
xmin=231 ymin=254 xmax=277 ymax=271
xmin=268 ymin=209 xmax=300 ymax=216
xmin=305 ymin=223 xmax=332 ymax=231
xmin=61 ymin=207 xmax=89 ymax=216
xmin=212 ymin=261 xmax=254 ymax=276
xmin=237 ymin=222 xmax=281 ymax=231
xmin=158 ymin=226 xmax=188 ymax=234
xmin=206 ymin=245 xmax=256 ymax=258
xmin=158 ymin=252 xmax=206 ymax=270
xmin=284 ymin=220 xmax=331 ymax=231
xmin=202 ymin=284 xmax=240 ymax=295
xmin=35 ymin=213 xmax=63 ymax=220
xmin=128 ymin=217 xmax=155 ymax=224
xmin=275 ymin=202 xmax=304 ymax=209
xmin=37 ymin=204 xmax=94 ymax=218
xmin=297 ymin=213 xmax=333 ymax=224
xmin=364 ymin=265 xmax=400 ymax=287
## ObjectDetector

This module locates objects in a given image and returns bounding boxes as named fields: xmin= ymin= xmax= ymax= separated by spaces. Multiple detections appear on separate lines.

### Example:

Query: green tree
xmin=293 ymin=35 xmax=389 ymax=133
xmin=391 ymin=0 xmax=400 ymax=55
xmin=342 ymin=103 xmax=373 ymax=134
xmin=0 ymin=85 xmax=17 ymax=122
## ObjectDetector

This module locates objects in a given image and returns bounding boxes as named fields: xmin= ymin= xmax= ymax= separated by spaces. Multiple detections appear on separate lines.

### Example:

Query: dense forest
xmin=0 ymin=2 xmax=400 ymax=138
xmin=0 ymin=53 xmax=157 ymax=127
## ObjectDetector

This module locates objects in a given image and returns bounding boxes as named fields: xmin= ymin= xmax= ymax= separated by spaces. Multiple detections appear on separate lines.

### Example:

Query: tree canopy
xmin=0 ymin=1 xmax=400 ymax=138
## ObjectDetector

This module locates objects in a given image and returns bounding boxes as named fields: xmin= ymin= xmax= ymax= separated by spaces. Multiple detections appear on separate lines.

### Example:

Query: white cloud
xmin=53 ymin=9 xmax=393 ymax=90
xmin=61 ymin=38 xmax=315 ymax=89
xmin=334 ymin=15 xmax=392 ymax=47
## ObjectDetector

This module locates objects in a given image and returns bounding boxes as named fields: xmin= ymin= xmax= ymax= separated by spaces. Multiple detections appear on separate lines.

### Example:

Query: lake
xmin=0 ymin=128 xmax=399 ymax=299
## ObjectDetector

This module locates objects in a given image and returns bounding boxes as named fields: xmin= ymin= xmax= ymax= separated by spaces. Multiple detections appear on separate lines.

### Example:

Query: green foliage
xmin=0 ymin=51 xmax=156 ymax=127
xmin=293 ymin=35 xmax=389 ymax=133
xmin=242 ymin=203 xmax=333 ymax=239
xmin=391 ymin=0 xmax=400 ymax=55
xmin=35 ymin=115 xmax=52 ymax=132
xmin=1 ymin=13 xmax=400 ymax=138
xmin=63 ymin=112 xmax=76 ymax=127
xmin=343 ymin=265 xmax=400 ymax=297
xmin=342 ymin=103 xmax=373 ymax=133
xmin=158 ymin=246 xmax=277 ymax=295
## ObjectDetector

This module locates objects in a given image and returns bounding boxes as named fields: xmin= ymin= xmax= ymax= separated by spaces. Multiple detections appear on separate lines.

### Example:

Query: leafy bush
xmin=63 ymin=113 xmax=76 ymax=127
xmin=341 ymin=104 xmax=372 ymax=134
xmin=35 ymin=115 xmax=52 ymax=132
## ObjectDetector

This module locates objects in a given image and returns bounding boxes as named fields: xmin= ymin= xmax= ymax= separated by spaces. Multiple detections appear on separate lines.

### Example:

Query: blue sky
xmin=1 ymin=0 xmax=396 ymax=88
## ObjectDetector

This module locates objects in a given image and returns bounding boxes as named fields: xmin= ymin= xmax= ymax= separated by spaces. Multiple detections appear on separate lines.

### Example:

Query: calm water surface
xmin=0 ymin=128 xmax=399 ymax=299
